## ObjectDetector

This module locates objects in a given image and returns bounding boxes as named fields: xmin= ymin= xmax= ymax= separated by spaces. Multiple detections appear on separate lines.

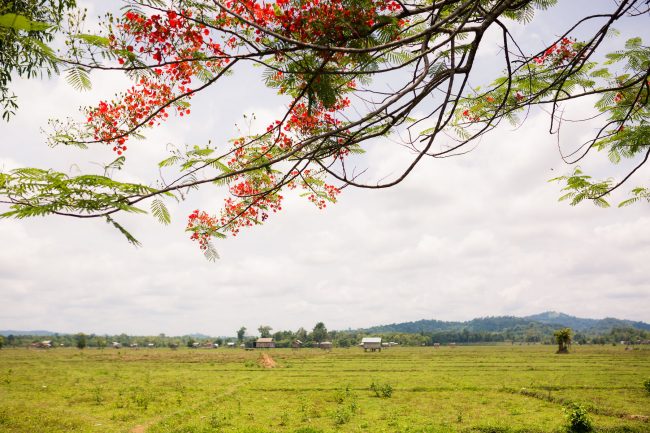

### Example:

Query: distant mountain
xmin=363 ymin=312 xmax=650 ymax=335
xmin=186 ymin=333 xmax=212 ymax=339
xmin=0 ymin=330 xmax=57 ymax=336
xmin=524 ymin=311 xmax=650 ymax=332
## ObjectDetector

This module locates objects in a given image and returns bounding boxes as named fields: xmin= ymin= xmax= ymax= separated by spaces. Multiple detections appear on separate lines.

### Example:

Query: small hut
xmin=318 ymin=341 xmax=333 ymax=350
xmin=361 ymin=337 xmax=382 ymax=352
xmin=255 ymin=337 xmax=275 ymax=349
xmin=227 ymin=342 xmax=236 ymax=348
xmin=291 ymin=339 xmax=303 ymax=349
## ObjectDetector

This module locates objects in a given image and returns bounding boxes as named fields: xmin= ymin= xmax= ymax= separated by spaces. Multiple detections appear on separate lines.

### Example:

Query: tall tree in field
xmin=258 ymin=325 xmax=272 ymax=338
xmin=237 ymin=326 xmax=246 ymax=342
xmin=554 ymin=328 xmax=572 ymax=354
xmin=0 ymin=0 xmax=648 ymax=258
xmin=75 ymin=332 xmax=87 ymax=349
xmin=312 ymin=322 xmax=328 ymax=343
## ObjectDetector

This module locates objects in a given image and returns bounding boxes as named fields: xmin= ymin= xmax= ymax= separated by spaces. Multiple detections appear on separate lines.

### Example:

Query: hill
xmin=524 ymin=311 xmax=650 ymax=332
xmin=363 ymin=312 xmax=650 ymax=335
xmin=0 ymin=330 xmax=57 ymax=336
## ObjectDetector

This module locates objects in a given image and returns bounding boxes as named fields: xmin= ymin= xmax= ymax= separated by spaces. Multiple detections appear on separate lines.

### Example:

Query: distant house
xmin=227 ymin=342 xmax=236 ymax=348
xmin=291 ymin=339 xmax=303 ymax=349
xmin=255 ymin=337 xmax=275 ymax=348
xmin=318 ymin=341 xmax=333 ymax=350
xmin=433 ymin=343 xmax=440 ymax=348
xmin=112 ymin=342 xmax=121 ymax=349
xmin=147 ymin=343 xmax=155 ymax=348
xmin=32 ymin=340 xmax=52 ymax=349
xmin=361 ymin=337 xmax=382 ymax=352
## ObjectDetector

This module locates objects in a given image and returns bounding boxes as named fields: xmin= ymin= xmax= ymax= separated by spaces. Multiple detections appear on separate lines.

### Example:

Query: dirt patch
xmin=625 ymin=415 xmax=649 ymax=422
xmin=130 ymin=425 xmax=146 ymax=433
xmin=259 ymin=352 xmax=277 ymax=368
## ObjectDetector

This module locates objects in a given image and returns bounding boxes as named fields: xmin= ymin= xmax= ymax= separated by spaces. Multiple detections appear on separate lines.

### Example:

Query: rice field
xmin=0 ymin=345 xmax=649 ymax=433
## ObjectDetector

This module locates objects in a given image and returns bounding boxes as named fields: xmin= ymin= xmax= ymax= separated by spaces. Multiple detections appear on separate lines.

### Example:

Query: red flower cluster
xmin=219 ymin=0 xmax=405 ymax=44
xmin=86 ymin=78 xmax=174 ymax=153
xmin=186 ymin=209 xmax=219 ymax=250
xmin=220 ymin=178 xmax=284 ymax=236
xmin=462 ymin=109 xmax=480 ymax=123
xmin=88 ymin=9 xmax=232 ymax=153
xmin=533 ymin=37 xmax=577 ymax=65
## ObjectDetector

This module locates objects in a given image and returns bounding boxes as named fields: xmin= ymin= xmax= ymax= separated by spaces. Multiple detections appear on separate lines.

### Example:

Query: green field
xmin=1 ymin=345 xmax=649 ymax=433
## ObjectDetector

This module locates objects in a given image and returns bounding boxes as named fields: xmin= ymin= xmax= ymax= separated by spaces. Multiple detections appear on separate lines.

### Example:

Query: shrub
xmin=332 ymin=406 xmax=351 ymax=425
xmin=564 ymin=403 xmax=593 ymax=433
xmin=643 ymin=378 xmax=650 ymax=394
xmin=370 ymin=380 xmax=393 ymax=398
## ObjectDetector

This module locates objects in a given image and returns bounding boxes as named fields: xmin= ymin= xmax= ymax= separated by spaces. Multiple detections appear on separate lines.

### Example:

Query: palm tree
xmin=554 ymin=328 xmax=573 ymax=354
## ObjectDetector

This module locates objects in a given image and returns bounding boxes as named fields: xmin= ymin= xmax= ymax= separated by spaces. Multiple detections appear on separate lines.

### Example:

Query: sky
xmin=1 ymin=1 xmax=649 ymax=336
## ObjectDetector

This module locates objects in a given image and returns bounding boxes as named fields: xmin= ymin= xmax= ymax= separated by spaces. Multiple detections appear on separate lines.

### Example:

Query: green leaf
xmin=73 ymin=33 xmax=110 ymax=47
xmin=151 ymin=199 xmax=171 ymax=225
xmin=0 ymin=13 xmax=52 ymax=32
xmin=66 ymin=67 xmax=92 ymax=91
xmin=106 ymin=216 xmax=141 ymax=246
xmin=159 ymin=155 xmax=181 ymax=167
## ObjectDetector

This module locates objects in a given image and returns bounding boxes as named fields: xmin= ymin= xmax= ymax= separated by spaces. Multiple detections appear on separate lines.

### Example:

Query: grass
xmin=0 ymin=345 xmax=649 ymax=433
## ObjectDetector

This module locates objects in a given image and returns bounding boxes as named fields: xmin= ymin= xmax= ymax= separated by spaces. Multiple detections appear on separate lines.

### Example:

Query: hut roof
xmin=361 ymin=337 xmax=382 ymax=343
xmin=256 ymin=337 xmax=274 ymax=343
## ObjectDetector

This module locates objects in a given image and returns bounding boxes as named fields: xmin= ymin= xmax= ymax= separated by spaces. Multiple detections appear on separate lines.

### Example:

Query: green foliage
xmin=1 ymin=346 xmax=649 ymax=432
xmin=554 ymin=328 xmax=573 ymax=354
xmin=643 ymin=378 xmax=650 ymax=394
xmin=258 ymin=325 xmax=273 ymax=338
xmin=75 ymin=332 xmax=86 ymax=349
xmin=150 ymin=199 xmax=171 ymax=225
xmin=370 ymin=380 xmax=393 ymax=398
xmin=312 ymin=322 xmax=328 ymax=343
xmin=65 ymin=66 xmax=91 ymax=91
xmin=237 ymin=327 xmax=246 ymax=343
xmin=0 ymin=0 xmax=77 ymax=120
xmin=563 ymin=403 xmax=593 ymax=433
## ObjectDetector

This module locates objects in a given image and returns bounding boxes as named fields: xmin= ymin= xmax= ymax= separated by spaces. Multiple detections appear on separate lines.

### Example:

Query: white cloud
xmin=0 ymin=1 xmax=648 ymax=335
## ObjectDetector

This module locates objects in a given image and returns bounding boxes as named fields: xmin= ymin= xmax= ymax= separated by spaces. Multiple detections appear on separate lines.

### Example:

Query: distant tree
xmin=0 ymin=335 xmax=4 ymax=349
xmin=7 ymin=334 xmax=15 ymax=347
xmin=237 ymin=327 xmax=246 ymax=343
xmin=312 ymin=322 xmax=328 ymax=343
xmin=75 ymin=332 xmax=86 ymax=349
xmin=96 ymin=338 xmax=106 ymax=349
xmin=295 ymin=327 xmax=308 ymax=342
xmin=258 ymin=325 xmax=273 ymax=338
xmin=554 ymin=328 xmax=573 ymax=354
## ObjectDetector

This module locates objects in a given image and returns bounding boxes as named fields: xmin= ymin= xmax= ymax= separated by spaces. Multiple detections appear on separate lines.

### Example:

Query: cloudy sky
xmin=1 ymin=1 xmax=648 ymax=336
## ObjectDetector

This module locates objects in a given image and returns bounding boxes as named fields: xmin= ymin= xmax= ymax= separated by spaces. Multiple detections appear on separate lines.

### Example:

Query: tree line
xmin=2 ymin=323 xmax=647 ymax=349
